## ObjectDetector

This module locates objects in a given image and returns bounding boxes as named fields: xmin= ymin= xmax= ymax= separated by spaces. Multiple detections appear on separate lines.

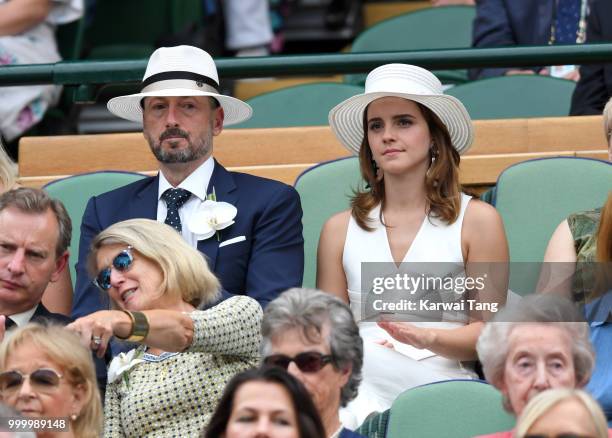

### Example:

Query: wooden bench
xmin=18 ymin=115 xmax=608 ymax=189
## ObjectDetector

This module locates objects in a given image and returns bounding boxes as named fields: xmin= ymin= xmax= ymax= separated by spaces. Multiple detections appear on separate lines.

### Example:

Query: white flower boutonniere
xmin=188 ymin=191 xmax=237 ymax=241
xmin=107 ymin=349 xmax=144 ymax=385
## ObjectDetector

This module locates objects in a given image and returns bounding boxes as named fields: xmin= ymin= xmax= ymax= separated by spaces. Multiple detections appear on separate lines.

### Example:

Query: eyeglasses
xmin=0 ymin=369 xmax=63 ymax=394
xmin=93 ymin=246 xmax=133 ymax=291
xmin=264 ymin=352 xmax=333 ymax=373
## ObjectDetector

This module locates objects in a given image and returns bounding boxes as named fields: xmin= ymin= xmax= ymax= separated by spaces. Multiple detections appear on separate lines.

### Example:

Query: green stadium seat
xmin=494 ymin=157 xmax=611 ymax=294
xmin=446 ymin=75 xmax=576 ymax=119
xmin=385 ymin=380 xmax=515 ymax=438
xmin=345 ymin=6 xmax=476 ymax=86
xmin=294 ymin=157 xmax=363 ymax=288
xmin=57 ymin=16 xmax=86 ymax=60
xmin=84 ymin=0 xmax=202 ymax=60
xmin=44 ymin=171 xmax=146 ymax=284
xmin=232 ymin=82 xmax=364 ymax=129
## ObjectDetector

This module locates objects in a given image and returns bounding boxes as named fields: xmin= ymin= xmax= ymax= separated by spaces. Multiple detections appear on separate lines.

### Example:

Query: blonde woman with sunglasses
xmin=67 ymin=218 xmax=262 ymax=437
xmin=0 ymin=323 xmax=102 ymax=438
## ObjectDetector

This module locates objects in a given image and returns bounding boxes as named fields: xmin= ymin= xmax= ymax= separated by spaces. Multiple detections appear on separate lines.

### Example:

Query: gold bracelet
xmin=116 ymin=310 xmax=149 ymax=343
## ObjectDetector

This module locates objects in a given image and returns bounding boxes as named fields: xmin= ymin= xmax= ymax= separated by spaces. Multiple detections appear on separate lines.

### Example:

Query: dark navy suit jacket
xmin=31 ymin=303 xmax=72 ymax=325
xmin=72 ymin=160 xmax=304 ymax=318
xmin=570 ymin=0 xmax=612 ymax=115
xmin=470 ymin=0 xmax=555 ymax=79
xmin=339 ymin=428 xmax=367 ymax=438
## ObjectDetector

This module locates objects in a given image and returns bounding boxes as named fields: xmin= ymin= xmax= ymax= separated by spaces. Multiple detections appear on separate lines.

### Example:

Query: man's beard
xmin=146 ymin=126 xmax=212 ymax=164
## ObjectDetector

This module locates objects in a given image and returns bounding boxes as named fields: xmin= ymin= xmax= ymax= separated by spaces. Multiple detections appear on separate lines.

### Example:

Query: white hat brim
xmin=107 ymin=88 xmax=253 ymax=126
xmin=328 ymin=91 xmax=474 ymax=155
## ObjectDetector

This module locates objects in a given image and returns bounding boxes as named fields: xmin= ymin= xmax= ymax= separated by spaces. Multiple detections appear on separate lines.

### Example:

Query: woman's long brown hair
xmin=596 ymin=192 xmax=612 ymax=262
xmin=350 ymin=101 xmax=463 ymax=231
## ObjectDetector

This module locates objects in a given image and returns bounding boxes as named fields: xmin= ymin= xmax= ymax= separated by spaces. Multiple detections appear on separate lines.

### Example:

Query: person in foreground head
xmin=319 ymin=63 xmax=508 ymax=423
xmin=261 ymin=288 xmax=366 ymax=437
xmin=514 ymin=388 xmax=610 ymax=438
xmin=71 ymin=44 xmax=304 ymax=320
xmin=474 ymin=294 xmax=604 ymax=438
xmin=67 ymin=218 xmax=262 ymax=437
xmin=0 ymin=323 xmax=102 ymax=438
xmin=204 ymin=366 xmax=326 ymax=438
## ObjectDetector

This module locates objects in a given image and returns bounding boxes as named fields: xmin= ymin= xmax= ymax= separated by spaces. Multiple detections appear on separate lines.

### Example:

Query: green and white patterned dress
xmin=103 ymin=296 xmax=262 ymax=438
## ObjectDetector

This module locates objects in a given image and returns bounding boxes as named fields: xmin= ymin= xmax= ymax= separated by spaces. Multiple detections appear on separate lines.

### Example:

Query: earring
xmin=70 ymin=413 xmax=78 ymax=421
xmin=429 ymin=143 xmax=439 ymax=167
xmin=427 ymin=144 xmax=439 ymax=187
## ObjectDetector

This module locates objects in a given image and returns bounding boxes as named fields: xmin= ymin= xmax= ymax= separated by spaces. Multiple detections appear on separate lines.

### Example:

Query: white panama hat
xmin=328 ymin=64 xmax=474 ymax=155
xmin=107 ymin=45 xmax=252 ymax=125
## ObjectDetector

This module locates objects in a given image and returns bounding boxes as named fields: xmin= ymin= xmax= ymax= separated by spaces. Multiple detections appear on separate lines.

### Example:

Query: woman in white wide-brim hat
xmin=318 ymin=64 xmax=509 ymax=426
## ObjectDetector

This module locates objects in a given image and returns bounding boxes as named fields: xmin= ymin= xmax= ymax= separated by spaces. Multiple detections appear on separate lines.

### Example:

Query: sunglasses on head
xmin=0 ymin=369 xmax=63 ymax=394
xmin=93 ymin=246 xmax=133 ymax=291
xmin=264 ymin=352 xmax=333 ymax=373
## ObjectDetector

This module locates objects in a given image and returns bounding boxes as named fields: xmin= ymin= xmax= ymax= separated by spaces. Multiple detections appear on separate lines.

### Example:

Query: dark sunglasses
xmin=93 ymin=246 xmax=133 ymax=291
xmin=0 ymin=369 xmax=63 ymax=394
xmin=264 ymin=352 xmax=333 ymax=373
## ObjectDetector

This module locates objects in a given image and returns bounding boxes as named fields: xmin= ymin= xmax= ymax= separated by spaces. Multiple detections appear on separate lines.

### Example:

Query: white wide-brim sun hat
xmin=107 ymin=45 xmax=252 ymax=126
xmin=328 ymin=64 xmax=474 ymax=155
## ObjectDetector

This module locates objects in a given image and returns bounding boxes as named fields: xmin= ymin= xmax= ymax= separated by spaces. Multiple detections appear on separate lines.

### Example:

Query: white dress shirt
xmin=8 ymin=305 xmax=38 ymax=327
xmin=157 ymin=157 xmax=214 ymax=248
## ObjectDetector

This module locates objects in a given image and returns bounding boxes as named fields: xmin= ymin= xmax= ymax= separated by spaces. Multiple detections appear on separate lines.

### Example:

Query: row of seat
xmin=231 ymin=75 xmax=576 ymax=131
xmin=42 ymin=156 xmax=611 ymax=290
xmin=356 ymin=379 xmax=515 ymax=438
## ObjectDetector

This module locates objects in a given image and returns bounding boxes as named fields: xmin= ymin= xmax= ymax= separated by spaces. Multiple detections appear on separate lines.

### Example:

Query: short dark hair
xmin=0 ymin=187 xmax=71 ymax=257
xmin=204 ymin=367 xmax=326 ymax=438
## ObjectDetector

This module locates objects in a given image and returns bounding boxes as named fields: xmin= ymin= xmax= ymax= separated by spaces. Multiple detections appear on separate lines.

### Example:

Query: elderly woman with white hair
xmin=68 ymin=218 xmax=262 ymax=437
xmin=475 ymin=294 xmax=596 ymax=438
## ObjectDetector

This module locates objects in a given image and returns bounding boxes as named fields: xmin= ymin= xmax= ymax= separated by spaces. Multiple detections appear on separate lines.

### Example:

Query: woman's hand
xmin=67 ymin=311 xmax=131 ymax=358
xmin=373 ymin=338 xmax=395 ymax=350
xmin=377 ymin=321 xmax=436 ymax=350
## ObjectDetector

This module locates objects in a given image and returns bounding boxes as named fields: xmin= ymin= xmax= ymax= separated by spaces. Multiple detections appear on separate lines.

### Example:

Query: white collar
xmin=158 ymin=157 xmax=214 ymax=202
xmin=9 ymin=305 xmax=38 ymax=327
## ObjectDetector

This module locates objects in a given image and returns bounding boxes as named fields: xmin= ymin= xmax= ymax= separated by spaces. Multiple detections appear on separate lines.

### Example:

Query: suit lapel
xmin=197 ymin=160 xmax=237 ymax=271
xmin=128 ymin=175 xmax=159 ymax=220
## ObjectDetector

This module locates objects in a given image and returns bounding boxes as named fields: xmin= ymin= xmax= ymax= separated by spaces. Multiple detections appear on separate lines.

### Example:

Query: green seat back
xmin=44 ymin=171 xmax=146 ymax=284
xmin=345 ymin=6 xmax=476 ymax=86
xmin=84 ymin=0 xmax=201 ymax=60
xmin=446 ymin=75 xmax=576 ymax=119
xmin=294 ymin=157 xmax=364 ymax=288
xmin=57 ymin=17 xmax=86 ymax=60
xmin=387 ymin=380 xmax=515 ymax=438
xmin=232 ymin=83 xmax=364 ymax=129
xmin=495 ymin=157 xmax=611 ymax=294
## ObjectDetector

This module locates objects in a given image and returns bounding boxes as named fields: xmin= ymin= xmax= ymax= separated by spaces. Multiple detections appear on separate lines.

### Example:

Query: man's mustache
xmin=159 ymin=128 xmax=189 ymax=141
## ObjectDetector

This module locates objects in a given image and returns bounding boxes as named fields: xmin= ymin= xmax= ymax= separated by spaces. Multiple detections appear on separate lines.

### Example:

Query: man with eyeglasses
xmin=261 ymin=288 xmax=366 ymax=438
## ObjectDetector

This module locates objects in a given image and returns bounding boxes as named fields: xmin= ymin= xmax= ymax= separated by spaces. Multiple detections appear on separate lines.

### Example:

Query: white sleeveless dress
xmin=339 ymin=193 xmax=477 ymax=428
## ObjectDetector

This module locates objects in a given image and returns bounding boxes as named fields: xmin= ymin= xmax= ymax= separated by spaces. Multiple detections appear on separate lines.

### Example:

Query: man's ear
xmin=50 ymin=250 xmax=69 ymax=283
xmin=212 ymin=106 xmax=224 ymax=136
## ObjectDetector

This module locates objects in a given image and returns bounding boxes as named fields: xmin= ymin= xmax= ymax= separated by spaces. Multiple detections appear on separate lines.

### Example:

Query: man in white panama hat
xmin=71 ymin=45 xmax=304 ymax=322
